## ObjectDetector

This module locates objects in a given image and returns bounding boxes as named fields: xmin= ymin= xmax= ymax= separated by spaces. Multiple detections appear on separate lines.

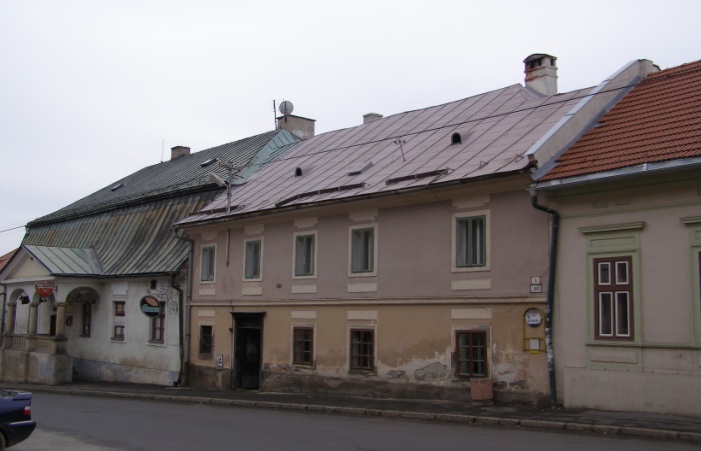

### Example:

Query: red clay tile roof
xmin=0 ymin=249 xmax=17 ymax=272
xmin=540 ymin=59 xmax=701 ymax=181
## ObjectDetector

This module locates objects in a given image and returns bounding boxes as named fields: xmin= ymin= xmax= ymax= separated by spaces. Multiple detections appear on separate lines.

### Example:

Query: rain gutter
xmin=528 ymin=189 xmax=559 ymax=410
xmin=534 ymin=157 xmax=701 ymax=190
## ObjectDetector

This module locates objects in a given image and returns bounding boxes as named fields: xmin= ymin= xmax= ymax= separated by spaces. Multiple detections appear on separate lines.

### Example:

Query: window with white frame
xmin=350 ymin=226 xmax=375 ymax=274
xmin=244 ymin=239 xmax=262 ymax=279
xmin=294 ymin=233 xmax=316 ymax=277
xmin=455 ymin=215 xmax=486 ymax=268
xmin=200 ymin=245 xmax=215 ymax=282
xmin=112 ymin=301 xmax=125 ymax=341
xmin=594 ymin=256 xmax=633 ymax=340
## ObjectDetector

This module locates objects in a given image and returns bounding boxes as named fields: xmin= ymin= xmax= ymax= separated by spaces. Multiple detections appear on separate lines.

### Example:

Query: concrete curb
xmin=14 ymin=385 xmax=701 ymax=443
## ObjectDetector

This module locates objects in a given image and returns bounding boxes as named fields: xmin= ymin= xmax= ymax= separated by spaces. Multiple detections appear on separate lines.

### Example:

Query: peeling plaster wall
xmin=189 ymin=303 xmax=549 ymax=404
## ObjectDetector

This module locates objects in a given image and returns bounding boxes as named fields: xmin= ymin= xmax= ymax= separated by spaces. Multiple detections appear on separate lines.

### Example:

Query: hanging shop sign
xmin=139 ymin=296 xmax=162 ymax=318
xmin=36 ymin=281 xmax=55 ymax=298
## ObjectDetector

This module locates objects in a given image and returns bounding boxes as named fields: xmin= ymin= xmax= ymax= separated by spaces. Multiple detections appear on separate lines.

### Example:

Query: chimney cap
xmin=523 ymin=53 xmax=557 ymax=65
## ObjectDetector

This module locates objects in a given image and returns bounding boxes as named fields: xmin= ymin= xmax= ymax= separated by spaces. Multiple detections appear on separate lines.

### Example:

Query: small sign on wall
xmin=530 ymin=276 xmax=542 ymax=293
xmin=216 ymin=354 xmax=223 ymax=369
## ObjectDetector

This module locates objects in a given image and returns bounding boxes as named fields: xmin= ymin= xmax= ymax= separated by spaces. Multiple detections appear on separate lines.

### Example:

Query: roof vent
xmin=451 ymin=133 xmax=462 ymax=145
xmin=295 ymin=166 xmax=314 ymax=177
xmin=347 ymin=161 xmax=373 ymax=176
xmin=111 ymin=183 xmax=124 ymax=192
xmin=201 ymin=158 xmax=218 ymax=167
xmin=523 ymin=54 xmax=558 ymax=96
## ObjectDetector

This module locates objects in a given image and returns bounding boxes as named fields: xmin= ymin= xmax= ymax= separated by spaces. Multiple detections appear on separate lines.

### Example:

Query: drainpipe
xmin=529 ymin=188 xmax=559 ymax=409
xmin=0 ymin=286 xmax=6 ymax=348
xmin=174 ymin=233 xmax=195 ymax=387
xmin=171 ymin=275 xmax=185 ymax=386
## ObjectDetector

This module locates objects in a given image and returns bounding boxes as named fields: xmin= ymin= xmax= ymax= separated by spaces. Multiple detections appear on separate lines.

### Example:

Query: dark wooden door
xmin=233 ymin=313 xmax=264 ymax=389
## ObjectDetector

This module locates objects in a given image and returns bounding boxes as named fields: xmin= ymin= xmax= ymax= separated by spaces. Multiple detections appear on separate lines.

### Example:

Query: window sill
xmin=349 ymin=368 xmax=376 ymax=376
xmin=148 ymin=340 xmax=165 ymax=347
xmin=111 ymin=338 xmax=125 ymax=343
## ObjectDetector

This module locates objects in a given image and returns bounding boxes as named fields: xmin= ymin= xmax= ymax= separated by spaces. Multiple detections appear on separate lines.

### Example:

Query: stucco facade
xmin=185 ymin=178 xmax=553 ymax=403
xmin=0 ymin=250 xmax=183 ymax=385
xmin=542 ymin=169 xmax=701 ymax=416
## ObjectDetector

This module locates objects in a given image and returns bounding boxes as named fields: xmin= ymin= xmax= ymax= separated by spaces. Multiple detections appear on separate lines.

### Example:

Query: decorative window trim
xmin=593 ymin=256 xmax=634 ymax=340
xmin=683 ymin=217 xmax=701 ymax=344
xmin=348 ymin=224 xmax=378 ymax=277
xmin=292 ymin=231 xmax=318 ymax=279
xmin=243 ymin=238 xmax=263 ymax=281
xmin=200 ymin=244 xmax=216 ymax=284
xmin=581 ymin=225 xmax=642 ymax=344
xmin=452 ymin=210 xmax=491 ymax=272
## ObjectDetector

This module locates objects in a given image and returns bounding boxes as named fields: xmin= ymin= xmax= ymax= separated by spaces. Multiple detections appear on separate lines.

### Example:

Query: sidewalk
xmin=8 ymin=380 xmax=701 ymax=443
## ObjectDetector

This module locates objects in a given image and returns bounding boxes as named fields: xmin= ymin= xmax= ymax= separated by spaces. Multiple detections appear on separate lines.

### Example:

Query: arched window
xmin=451 ymin=133 xmax=462 ymax=145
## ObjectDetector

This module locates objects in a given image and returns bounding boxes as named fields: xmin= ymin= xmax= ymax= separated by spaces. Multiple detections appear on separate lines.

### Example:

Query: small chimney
xmin=276 ymin=114 xmax=316 ymax=140
xmin=524 ymin=54 xmax=558 ymax=96
xmin=363 ymin=113 xmax=383 ymax=124
xmin=171 ymin=146 xmax=191 ymax=160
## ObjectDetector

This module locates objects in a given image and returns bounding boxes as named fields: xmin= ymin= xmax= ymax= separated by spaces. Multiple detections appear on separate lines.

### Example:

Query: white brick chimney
xmin=524 ymin=54 xmax=558 ymax=96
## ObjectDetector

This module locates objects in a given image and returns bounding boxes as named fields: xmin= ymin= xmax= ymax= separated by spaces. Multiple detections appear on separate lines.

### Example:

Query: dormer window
xmin=295 ymin=167 xmax=303 ymax=177
xmin=451 ymin=133 xmax=462 ymax=145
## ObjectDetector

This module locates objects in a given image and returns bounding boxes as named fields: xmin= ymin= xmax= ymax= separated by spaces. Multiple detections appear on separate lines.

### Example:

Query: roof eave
xmin=176 ymin=168 xmax=530 ymax=230
xmin=533 ymin=157 xmax=701 ymax=190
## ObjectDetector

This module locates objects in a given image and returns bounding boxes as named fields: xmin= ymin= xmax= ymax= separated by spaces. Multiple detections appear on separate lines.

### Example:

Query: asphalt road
xmin=13 ymin=393 xmax=699 ymax=451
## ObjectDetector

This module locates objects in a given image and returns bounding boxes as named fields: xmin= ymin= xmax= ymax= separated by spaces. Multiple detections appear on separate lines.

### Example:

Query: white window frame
xmin=243 ymin=238 xmax=263 ymax=281
xmin=112 ymin=300 xmax=126 ymax=342
xmin=200 ymin=245 xmax=216 ymax=283
xmin=293 ymin=231 xmax=318 ymax=279
xmin=452 ymin=210 xmax=491 ymax=272
xmin=348 ymin=224 xmax=378 ymax=277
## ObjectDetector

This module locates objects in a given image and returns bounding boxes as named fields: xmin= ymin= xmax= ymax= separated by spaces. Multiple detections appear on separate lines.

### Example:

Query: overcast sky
xmin=1 ymin=0 xmax=700 ymax=255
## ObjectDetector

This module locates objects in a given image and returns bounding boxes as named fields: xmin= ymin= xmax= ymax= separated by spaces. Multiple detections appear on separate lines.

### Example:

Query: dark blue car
xmin=0 ymin=390 xmax=36 ymax=450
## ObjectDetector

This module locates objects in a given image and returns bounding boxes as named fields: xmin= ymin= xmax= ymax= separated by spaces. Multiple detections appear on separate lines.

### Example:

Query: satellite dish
xmin=279 ymin=100 xmax=294 ymax=116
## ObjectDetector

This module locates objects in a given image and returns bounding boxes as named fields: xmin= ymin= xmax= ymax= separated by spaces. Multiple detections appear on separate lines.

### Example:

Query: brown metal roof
xmin=180 ymin=84 xmax=593 ymax=225
xmin=539 ymin=59 xmax=701 ymax=181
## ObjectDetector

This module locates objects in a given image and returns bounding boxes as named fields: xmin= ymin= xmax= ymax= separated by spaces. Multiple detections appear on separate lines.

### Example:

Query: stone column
xmin=55 ymin=302 xmax=67 ymax=339
xmin=2 ymin=301 xmax=16 ymax=349
xmin=28 ymin=302 xmax=39 ymax=337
